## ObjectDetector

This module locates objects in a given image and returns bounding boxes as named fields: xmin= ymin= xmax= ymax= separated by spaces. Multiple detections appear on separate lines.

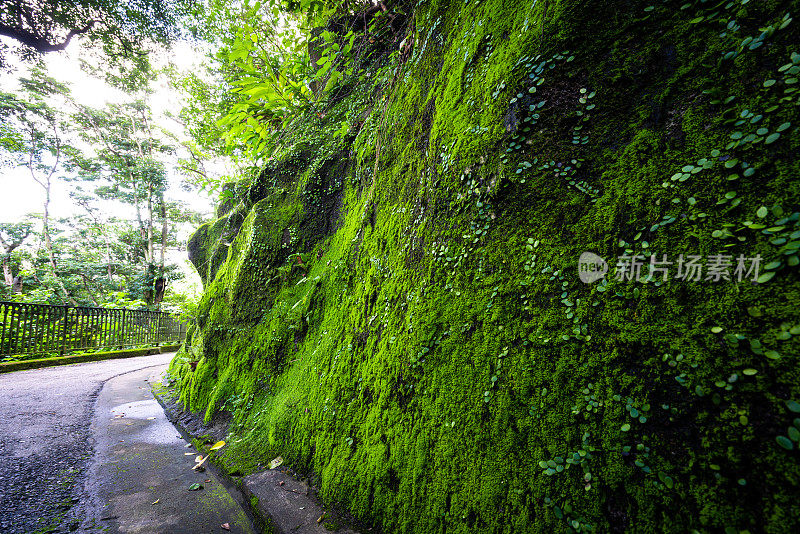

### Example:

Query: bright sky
xmin=0 ymin=37 xmax=215 ymax=225
xmin=0 ymin=36 xmax=222 ymax=298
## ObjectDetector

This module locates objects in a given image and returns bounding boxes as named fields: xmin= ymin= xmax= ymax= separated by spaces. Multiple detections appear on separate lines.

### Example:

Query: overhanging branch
xmin=0 ymin=21 xmax=96 ymax=53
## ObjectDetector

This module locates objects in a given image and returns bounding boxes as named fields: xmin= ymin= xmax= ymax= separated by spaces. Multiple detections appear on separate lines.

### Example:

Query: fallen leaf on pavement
xmin=191 ymin=442 xmax=226 ymax=471
xmin=193 ymin=454 xmax=208 ymax=470
xmin=188 ymin=483 xmax=203 ymax=491
xmin=269 ymin=456 xmax=284 ymax=469
xmin=151 ymin=499 xmax=159 ymax=505
xmin=205 ymin=479 xmax=211 ymax=483
xmin=184 ymin=452 xmax=195 ymax=456
xmin=221 ymin=523 xmax=230 ymax=531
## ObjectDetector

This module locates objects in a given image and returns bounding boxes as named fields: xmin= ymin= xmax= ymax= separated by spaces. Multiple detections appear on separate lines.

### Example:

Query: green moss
xmin=175 ymin=0 xmax=800 ymax=532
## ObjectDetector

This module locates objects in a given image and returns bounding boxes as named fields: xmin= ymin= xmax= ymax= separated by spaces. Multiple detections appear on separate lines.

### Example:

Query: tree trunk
xmin=2 ymin=257 xmax=13 ymax=287
xmin=154 ymin=197 xmax=168 ymax=309
xmin=159 ymin=197 xmax=167 ymax=270
xmin=42 ymin=183 xmax=77 ymax=305
xmin=28 ymin=124 xmax=76 ymax=306
xmin=147 ymin=182 xmax=154 ymax=265
xmin=154 ymin=276 xmax=166 ymax=307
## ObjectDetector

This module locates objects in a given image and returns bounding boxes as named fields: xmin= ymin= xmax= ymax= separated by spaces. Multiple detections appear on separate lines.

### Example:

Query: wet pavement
xmin=82 ymin=364 xmax=256 ymax=533
xmin=0 ymin=353 xmax=257 ymax=533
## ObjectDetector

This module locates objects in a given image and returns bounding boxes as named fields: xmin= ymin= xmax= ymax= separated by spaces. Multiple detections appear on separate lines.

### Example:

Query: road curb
xmin=239 ymin=470 xmax=359 ymax=534
xmin=153 ymin=387 xmax=272 ymax=534
xmin=153 ymin=387 xmax=362 ymax=534
xmin=0 ymin=344 xmax=182 ymax=374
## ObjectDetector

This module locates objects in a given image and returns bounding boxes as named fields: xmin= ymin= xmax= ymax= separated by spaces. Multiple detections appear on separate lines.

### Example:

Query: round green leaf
xmin=757 ymin=271 xmax=776 ymax=283
xmin=777 ymin=435 xmax=794 ymax=450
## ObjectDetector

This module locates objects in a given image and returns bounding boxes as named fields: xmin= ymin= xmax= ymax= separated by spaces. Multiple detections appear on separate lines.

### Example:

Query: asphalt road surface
xmin=0 ymin=353 xmax=256 ymax=534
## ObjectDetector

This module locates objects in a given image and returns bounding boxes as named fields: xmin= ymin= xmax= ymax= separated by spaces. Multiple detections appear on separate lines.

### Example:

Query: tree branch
xmin=178 ymin=163 xmax=208 ymax=180
xmin=0 ymin=229 xmax=31 ymax=254
xmin=0 ymin=21 xmax=97 ymax=53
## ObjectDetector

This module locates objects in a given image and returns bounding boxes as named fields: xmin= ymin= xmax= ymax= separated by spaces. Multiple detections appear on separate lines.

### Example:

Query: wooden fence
xmin=0 ymin=301 xmax=186 ymax=359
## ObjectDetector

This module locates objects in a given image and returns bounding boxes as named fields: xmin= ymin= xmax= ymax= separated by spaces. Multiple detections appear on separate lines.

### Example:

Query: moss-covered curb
xmin=154 ymin=382 xmax=361 ymax=534
xmin=0 ymin=344 xmax=182 ymax=374
xmin=152 ymin=385 xmax=273 ymax=534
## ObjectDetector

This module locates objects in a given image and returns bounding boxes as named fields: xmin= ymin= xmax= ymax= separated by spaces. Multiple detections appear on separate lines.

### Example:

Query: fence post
xmin=0 ymin=303 xmax=8 ymax=356
xmin=119 ymin=309 xmax=127 ymax=349
xmin=60 ymin=305 xmax=70 ymax=356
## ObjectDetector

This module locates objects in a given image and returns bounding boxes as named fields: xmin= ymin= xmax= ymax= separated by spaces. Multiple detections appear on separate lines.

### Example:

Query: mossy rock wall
xmin=174 ymin=0 xmax=800 ymax=531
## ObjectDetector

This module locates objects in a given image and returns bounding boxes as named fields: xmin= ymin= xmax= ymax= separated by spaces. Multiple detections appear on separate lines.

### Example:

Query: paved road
xmin=0 ymin=353 xmax=256 ymax=534
xmin=0 ymin=354 xmax=176 ymax=533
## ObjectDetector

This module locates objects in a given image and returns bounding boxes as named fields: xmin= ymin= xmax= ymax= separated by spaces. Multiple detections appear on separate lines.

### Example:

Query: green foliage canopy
xmin=0 ymin=0 xmax=193 ymax=68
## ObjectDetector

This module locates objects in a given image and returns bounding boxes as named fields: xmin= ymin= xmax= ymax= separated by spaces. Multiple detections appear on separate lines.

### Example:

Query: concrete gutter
xmin=154 ymin=388 xmax=362 ymax=534
xmin=240 ymin=470 xmax=359 ymax=534
xmin=0 ymin=344 xmax=182 ymax=374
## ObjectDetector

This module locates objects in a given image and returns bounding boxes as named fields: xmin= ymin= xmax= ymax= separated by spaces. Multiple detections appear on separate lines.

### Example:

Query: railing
xmin=0 ymin=301 xmax=186 ymax=359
